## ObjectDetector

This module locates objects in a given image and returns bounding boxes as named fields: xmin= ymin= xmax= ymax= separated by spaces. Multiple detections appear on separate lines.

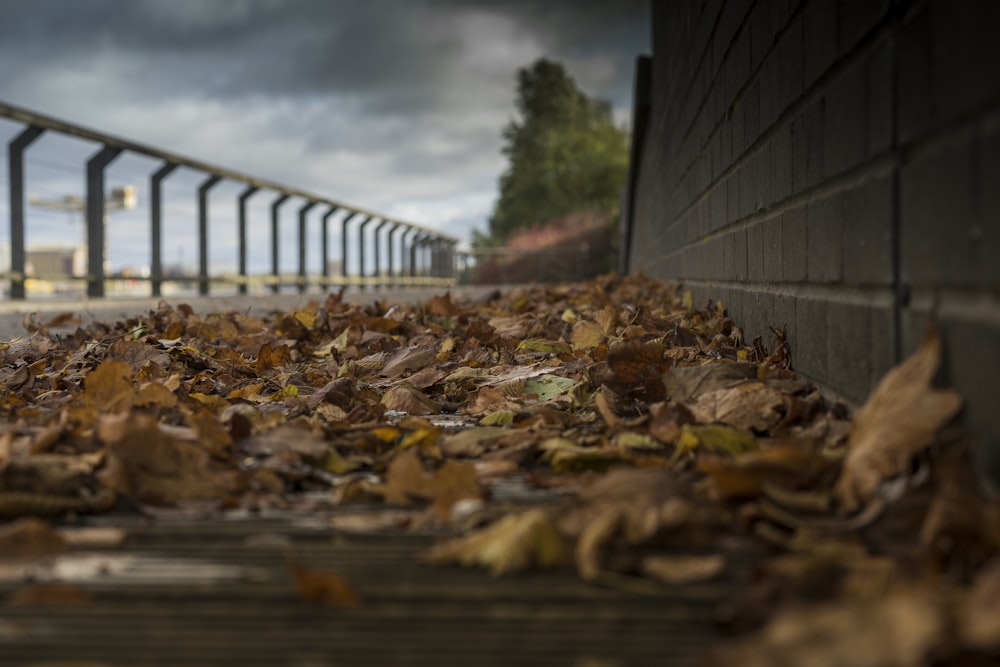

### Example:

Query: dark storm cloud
xmin=0 ymin=0 xmax=646 ymax=110
xmin=0 ymin=0 xmax=648 ymax=246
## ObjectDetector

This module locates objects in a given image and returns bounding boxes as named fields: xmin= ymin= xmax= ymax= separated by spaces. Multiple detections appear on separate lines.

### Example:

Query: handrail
xmin=2 ymin=100 xmax=459 ymax=299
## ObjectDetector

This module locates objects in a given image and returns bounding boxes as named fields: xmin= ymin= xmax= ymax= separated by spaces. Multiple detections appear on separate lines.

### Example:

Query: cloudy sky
xmin=0 ymin=0 xmax=648 ymax=276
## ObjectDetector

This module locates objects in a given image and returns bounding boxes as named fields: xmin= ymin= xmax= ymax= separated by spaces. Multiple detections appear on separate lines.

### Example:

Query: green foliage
xmin=483 ymin=58 xmax=629 ymax=245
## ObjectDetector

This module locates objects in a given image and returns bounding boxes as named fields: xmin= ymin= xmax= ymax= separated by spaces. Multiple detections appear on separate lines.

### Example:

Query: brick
xmin=720 ymin=116 xmax=733 ymax=168
xmin=806 ymin=192 xmax=843 ymax=283
xmin=739 ymin=154 xmax=757 ymax=218
xmin=762 ymin=215 xmax=783 ymax=282
xmin=931 ymin=0 xmax=1000 ymax=129
xmin=777 ymin=15 xmax=805 ymax=111
xmin=744 ymin=80 xmax=761 ymax=147
xmin=824 ymin=60 xmax=867 ymax=177
xmin=732 ymin=228 xmax=748 ymax=280
xmin=781 ymin=205 xmax=808 ymax=282
xmin=727 ymin=171 xmax=740 ymax=223
xmin=900 ymin=135 xmax=977 ymax=287
xmin=757 ymin=142 xmax=772 ymax=210
xmin=837 ymin=0 xmax=890 ymax=54
xmin=794 ymin=297 xmax=829 ymax=384
xmin=804 ymin=0 xmax=837 ymax=88
xmin=896 ymin=7 xmax=933 ymax=144
xmin=841 ymin=174 xmax=893 ymax=286
xmin=794 ymin=100 xmax=826 ymax=189
xmin=760 ymin=55 xmax=780 ymax=133
xmin=710 ymin=181 xmax=728 ymax=232
xmin=826 ymin=301 xmax=873 ymax=404
xmin=771 ymin=125 xmax=793 ymax=204
xmin=868 ymin=303 xmax=896 ymax=390
xmin=867 ymin=39 xmax=894 ymax=157
xmin=980 ymin=121 xmax=1000 ymax=287
xmin=747 ymin=221 xmax=765 ymax=281
xmin=936 ymin=315 xmax=1000 ymax=488
xmin=750 ymin=1 xmax=774 ymax=71
xmin=732 ymin=95 xmax=746 ymax=160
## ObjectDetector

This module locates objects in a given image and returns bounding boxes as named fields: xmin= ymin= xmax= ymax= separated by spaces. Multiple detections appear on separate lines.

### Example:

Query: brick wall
xmin=626 ymin=0 xmax=1000 ymax=486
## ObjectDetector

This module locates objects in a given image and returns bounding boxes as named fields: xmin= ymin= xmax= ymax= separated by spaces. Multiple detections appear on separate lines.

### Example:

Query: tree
xmin=482 ymin=58 xmax=629 ymax=246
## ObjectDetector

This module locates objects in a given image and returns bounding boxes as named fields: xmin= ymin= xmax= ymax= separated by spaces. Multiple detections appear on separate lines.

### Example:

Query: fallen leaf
xmin=8 ymin=582 xmax=93 ymax=606
xmin=835 ymin=326 xmax=963 ymax=512
xmin=381 ymin=384 xmax=440 ymax=415
xmin=284 ymin=551 xmax=361 ymax=608
xmin=0 ymin=518 xmax=67 ymax=562
xmin=641 ymin=553 xmax=726 ymax=585
xmin=426 ymin=508 xmax=570 ymax=575
xmin=570 ymin=320 xmax=604 ymax=351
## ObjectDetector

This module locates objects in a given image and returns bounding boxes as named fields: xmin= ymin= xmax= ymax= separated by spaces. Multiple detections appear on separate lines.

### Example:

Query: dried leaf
xmin=285 ymin=552 xmax=361 ymax=608
xmin=570 ymin=320 xmax=604 ymax=351
xmin=641 ymin=554 xmax=726 ymax=585
xmin=835 ymin=326 xmax=963 ymax=512
xmin=0 ymin=518 xmax=67 ymax=562
xmin=426 ymin=509 xmax=569 ymax=575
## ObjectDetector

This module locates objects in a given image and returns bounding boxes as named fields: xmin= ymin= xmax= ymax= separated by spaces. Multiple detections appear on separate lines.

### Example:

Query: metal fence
xmin=1 ymin=100 xmax=458 ymax=300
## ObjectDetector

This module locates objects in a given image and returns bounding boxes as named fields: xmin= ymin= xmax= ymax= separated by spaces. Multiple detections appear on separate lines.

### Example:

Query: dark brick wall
xmin=626 ymin=0 xmax=1000 ymax=486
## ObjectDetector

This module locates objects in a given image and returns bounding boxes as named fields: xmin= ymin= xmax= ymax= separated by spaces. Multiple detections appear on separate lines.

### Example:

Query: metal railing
xmin=2 ymin=100 xmax=458 ymax=299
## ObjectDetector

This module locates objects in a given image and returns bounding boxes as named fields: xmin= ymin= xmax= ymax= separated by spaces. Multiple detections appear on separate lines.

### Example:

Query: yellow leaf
xmin=516 ymin=338 xmax=572 ymax=355
xmin=676 ymin=424 xmax=757 ymax=457
xmin=480 ymin=410 xmax=515 ymax=426
xmin=570 ymin=320 xmax=604 ymax=351
xmin=425 ymin=509 xmax=569 ymax=575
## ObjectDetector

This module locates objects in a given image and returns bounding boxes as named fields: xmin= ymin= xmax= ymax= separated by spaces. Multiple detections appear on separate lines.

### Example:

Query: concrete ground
xmin=0 ymin=285 xmax=504 ymax=339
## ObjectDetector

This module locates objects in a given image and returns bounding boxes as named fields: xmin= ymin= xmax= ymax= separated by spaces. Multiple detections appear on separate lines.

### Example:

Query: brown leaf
xmin=703 ymin=588 xmax=948 ymax=667
xmin=380 ymin=343 xmax=438 ymax=378
xmin=97 ymin=413 xmax=238 ymax=506
xmin=835 ymin=326 xmax=963 ymax=512
xmin=285 ymin=551 xmax=361 ymax=608
xmin=426 ymin=291 xmax=460 ymax=317
xmin=641 ymin=553 xmax=726 ymax=585
xmin=380 ymin=384 xmax=440 ymax=415
xmin=383 ymin=449 xmax=482 ymax=519
xmin=82 ymin=359 xmax=133 ymax=411
xmin=8 ymin=582 xmax=92 ymax=606
xmin=0 ymin=518 xmax=67 ymax=562
xmin=662 ymin=362 xmax=758 ymax=403
xmin=686 ymin=381 xmax=789 ymax=432
xmin=108 ymin=339 xmax=171 ymax=370
xmin=959 ymin=557 xmax=1000 ymax=650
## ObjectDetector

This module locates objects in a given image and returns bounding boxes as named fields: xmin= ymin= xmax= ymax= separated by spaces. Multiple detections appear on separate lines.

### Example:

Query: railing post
xmin=399 ymin=228 xmax=413 ymax=279
xmin=357 ymin=216 xmax=375 ymax=287
xmin=341 ymin=211 xmax=359 ymax=282
xmin=86 ymin=146 xmax=123 ymax=298
xmin=297 ymin=201 xmax=317 ymax=294
xmin=321 ymin=206 xmax=339 ymax=291
xmin=237 ymin=186 xmax=259 ymax=295
xmin=197 ymin=175 xmax=222 ymax=296
xmin=7 ymin=126 xmax=44 ymax=300
xmin=410 ymin=233 xmax=426 ymax=278
xmin=150 ymin=162 xmax=177 ymax=298
xmin=373 ymin=218 xmax=390 ymax=288
xmin=387 ymin=223 xmax=402 ymax=287
xmin=270 ymin=194 xmax=289 ymax=294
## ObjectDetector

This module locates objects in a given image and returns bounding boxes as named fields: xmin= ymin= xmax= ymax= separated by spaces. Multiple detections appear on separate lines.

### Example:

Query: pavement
xmin=0 ymin=285 xmax=504 ymax=339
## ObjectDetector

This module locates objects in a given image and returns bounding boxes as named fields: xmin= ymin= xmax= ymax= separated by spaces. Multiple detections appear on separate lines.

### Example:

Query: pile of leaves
xmin=1 ymin=273 xmax=998 ymax=665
